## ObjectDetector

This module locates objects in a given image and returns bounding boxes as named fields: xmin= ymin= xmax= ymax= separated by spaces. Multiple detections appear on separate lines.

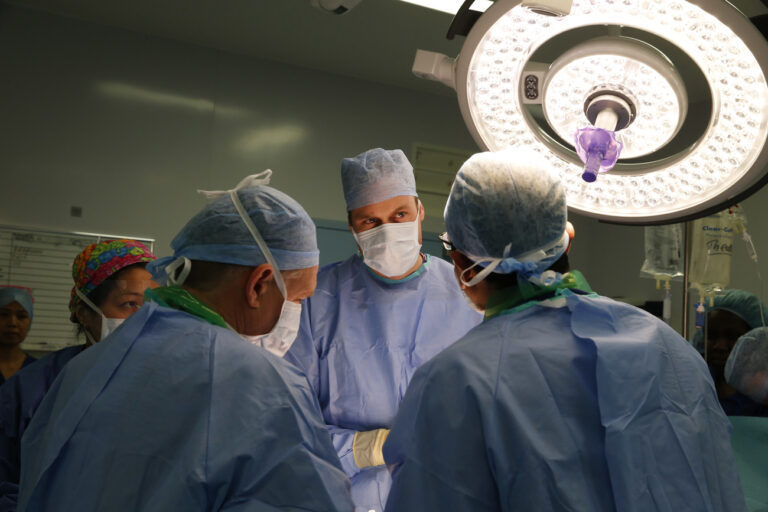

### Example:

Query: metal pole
xmin=682 ymin=221 xmax=691 ymax=339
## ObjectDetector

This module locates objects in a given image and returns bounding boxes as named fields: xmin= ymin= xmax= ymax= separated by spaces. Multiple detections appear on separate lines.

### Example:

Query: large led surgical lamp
xmin=413 ymin=0 xmax=768 ymax=224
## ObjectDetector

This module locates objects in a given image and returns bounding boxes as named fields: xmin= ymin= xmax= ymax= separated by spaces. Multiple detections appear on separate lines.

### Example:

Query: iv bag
xmin=640 ymin=224 xmax=684 ymax=279
xmin=688 ymin=210 xmax=737 ymax=295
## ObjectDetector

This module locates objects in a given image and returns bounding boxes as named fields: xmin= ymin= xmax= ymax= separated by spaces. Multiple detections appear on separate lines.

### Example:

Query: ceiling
xmin=3 ymin=0 xmax=768 ymax=98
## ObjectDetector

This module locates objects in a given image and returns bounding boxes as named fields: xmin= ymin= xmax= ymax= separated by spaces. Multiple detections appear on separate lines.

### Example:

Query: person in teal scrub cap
xmin=0 ymin=287 xmax=36 ymax=385
xmin=384 ymin=149 xmax=747 ymax=512
xmin=694 ymin=289 xmax=768 ymax=416
xmin=284 ymin=148 xmax=481 ymax=512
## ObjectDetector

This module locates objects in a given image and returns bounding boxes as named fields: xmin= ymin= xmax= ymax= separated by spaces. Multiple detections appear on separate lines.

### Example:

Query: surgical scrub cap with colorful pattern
xmin=68 ymin=239 xmax=155 ymax=321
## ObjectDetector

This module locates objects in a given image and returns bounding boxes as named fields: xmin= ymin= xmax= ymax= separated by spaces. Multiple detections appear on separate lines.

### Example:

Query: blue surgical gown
xmin=0 ymin=344 xmax=85 ymax=512
xmin=384 ymin=290 xmax=747 ymax=512
xmin=284 ymin=254 xmax=481 ymax=512
xmin=18 ymin=302 xmax=354 ymax=512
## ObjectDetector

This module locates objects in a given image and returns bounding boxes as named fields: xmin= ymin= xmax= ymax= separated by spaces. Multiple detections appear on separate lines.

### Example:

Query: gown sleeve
xmin=284 ymin=298 xmax=368 ymax=480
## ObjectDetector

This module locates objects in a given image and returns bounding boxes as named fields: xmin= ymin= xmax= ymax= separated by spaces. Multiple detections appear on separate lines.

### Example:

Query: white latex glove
xmin=352 ymin=428 xmax=390 ymax=468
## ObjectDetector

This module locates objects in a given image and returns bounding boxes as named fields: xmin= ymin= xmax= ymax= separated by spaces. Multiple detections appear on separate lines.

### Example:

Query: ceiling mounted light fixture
xmin=398 ymin=0 xmax=493 ymax=15
xmin=412 ymin=0 xmax=768 ymax=224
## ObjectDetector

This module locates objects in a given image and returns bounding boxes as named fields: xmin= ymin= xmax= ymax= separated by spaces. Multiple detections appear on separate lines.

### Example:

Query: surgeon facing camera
xmin=285 ymin=148 xmax=481 ymax=512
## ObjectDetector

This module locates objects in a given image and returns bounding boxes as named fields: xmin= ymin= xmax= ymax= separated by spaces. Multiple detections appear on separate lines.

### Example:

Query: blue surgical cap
xmin=341 ymin=148 xmax=417 ymax=211
xmin=725 ymin=327 xmax=768 ymax=403
xmin=709 ymin=289 xmax=768 ymax=330
xmin=0 ymin=286 xmax=34 ymax=320
xmin=691 ymin=289 xmax=768 ymax=352
xmin=444 ymin=149 xmax=568 ymax=276
xmin=148 ymin=184 xmax=319 ymax=276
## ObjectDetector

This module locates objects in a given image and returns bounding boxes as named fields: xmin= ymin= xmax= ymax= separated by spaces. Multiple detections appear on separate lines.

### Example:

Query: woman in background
xmin=0 ymin=239 xmax=157 ymax=512
xmin=0 ymin=287 xmax=36 ymax=385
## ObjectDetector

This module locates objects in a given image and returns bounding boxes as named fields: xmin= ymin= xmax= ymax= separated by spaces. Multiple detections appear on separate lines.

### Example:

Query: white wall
xmin=2 ymin=4 xmax=767 ymax=336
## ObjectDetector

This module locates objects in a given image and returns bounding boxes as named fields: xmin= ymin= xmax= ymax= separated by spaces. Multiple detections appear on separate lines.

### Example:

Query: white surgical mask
xmin=221 ymin=176 xmax=303 ymax=357
xmin=241 ymin=300 xmax=302 ymax=357
xmin=75 ymin=288 xmax=125 ymax=344
xmin=101 ymin=317 xmax=125 ymax=340
xmin=353 ymin=220 xmax=421 ymax=277
xmin=460 ymin=287 xmax=485 ymax=314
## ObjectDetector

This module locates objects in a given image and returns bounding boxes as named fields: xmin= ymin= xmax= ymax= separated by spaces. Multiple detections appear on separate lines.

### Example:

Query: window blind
xmin=0 ymin=226 xmax=154 ymax=351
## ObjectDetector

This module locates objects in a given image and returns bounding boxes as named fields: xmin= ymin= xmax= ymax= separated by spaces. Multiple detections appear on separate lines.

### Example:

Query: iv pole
xmin=682 ymin=221 xmax=691 ymax=340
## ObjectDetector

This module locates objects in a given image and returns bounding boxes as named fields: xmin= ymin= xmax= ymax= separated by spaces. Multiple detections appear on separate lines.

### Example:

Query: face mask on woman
xmin=74 ymin=288 xmax=125 ymax=344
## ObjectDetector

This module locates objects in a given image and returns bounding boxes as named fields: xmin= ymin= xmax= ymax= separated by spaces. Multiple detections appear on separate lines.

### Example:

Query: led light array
xmin=544 ymin=55 xmax=681 ymax=158
xmin=466 ymin=0 xmax=768 ymax=218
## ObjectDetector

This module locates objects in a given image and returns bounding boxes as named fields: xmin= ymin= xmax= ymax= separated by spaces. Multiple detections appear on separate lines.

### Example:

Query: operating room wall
xmin=3 ymin=4 xmax=767 ymax=337
xmin=720 ymin=197 xmax=768 ymax=311
xmin=0 ymin=4 xmax=476 ymax=259
xmin=571 ymin=190 xmax=768 ymax=337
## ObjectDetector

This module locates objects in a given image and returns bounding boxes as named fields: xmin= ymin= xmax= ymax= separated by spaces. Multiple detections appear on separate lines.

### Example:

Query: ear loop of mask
xmin=460 ymin=258 xmax=503 ymax=288
xmin=165 ymin=256 xmax=192 ymax=286
xmin=460 ymin=242 xmax=511 ymax=288
xmin=459 ymin=230 xmax=569 ymax=288
xmin=74 ymin=288 xmax=102 ymax=345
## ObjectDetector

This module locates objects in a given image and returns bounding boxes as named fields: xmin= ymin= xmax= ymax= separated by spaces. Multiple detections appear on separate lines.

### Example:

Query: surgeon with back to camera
xmin=17 ymin=171 xmax=354 ymax=512
xmin=285 ymin=148 xmax=481 ymax=512
xmin=0 ymin=287 xmax=36 ymax=384
xmin=384 ymin=149 xmax=747 ymax=512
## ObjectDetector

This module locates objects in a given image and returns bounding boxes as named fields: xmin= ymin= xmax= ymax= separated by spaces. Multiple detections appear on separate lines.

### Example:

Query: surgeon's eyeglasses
xmin=438 ymin=232 xmax=455 ymax=252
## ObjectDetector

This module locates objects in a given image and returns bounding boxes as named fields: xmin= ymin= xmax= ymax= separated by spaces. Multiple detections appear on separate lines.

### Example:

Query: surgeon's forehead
xmin=708 ymin=309 xmax=750 ymax=329
xmin=0 ymin=302 xmax=27 ymax=312
xmin=350 ymin=195 xmax=417 ymax=219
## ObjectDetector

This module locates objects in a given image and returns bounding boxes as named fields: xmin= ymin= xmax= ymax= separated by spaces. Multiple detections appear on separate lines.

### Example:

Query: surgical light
xmin=399 ymin=0 xmax=493 ymax=15
xmin=412 ymin=0 xmax=768 ymax=224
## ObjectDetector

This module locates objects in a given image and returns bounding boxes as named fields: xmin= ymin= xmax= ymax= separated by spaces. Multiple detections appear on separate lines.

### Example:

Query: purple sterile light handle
xmin=574 ymin=127 xmax=623 ymax=183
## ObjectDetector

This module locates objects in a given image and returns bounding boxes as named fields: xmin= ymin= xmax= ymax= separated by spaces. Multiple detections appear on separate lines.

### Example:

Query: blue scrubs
xmin=0 ymin=345 xmax=84 ymax=512
xmin=284 ymin=254 xmax=482 ymax=512
xmin=18 ymin=302 xmax=353 ymax=512
xmin=0 ymin=357 xmax=36 ymax=387
xmin=385 ymin=284 xmax=747 ymax=512
xmin=720 ymin=390 xmax=768 ymax=418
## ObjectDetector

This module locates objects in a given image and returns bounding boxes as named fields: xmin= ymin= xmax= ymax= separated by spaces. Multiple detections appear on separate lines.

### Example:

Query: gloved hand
xmin=352 ymin=428 xmax=390 ymax=468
